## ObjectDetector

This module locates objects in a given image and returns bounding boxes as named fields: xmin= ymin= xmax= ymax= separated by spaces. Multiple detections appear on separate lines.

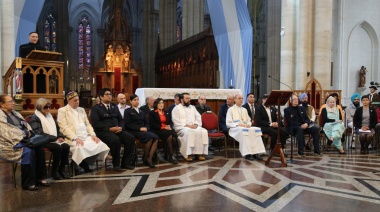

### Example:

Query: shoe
xmin=253 ymin=154 xmax=263 ymax=161
xmin=245 ymin=155 xmax=255 ymax=161
xmin=143 ymin=158 xmax=156 ymax=168
xmin=121 ymin=165 xmax=135 ymax=170
xmin=208 ymin=146 xmax=216 ymax=151
xmin=198 ymin=155 xmax=206 ymax=161
xmin=113 ymin=166 xmax=123 ymax=171
xmin=79 ymin=161 xmax=92 ymax=173
xmin=51 ymin=171 xmax=63 ymax=180
xmin=22 ymin=185 xmax=39 ymax=191
xmin=58 ymin=169 xmax=70 ymax=179
xmin=168 ymin=155 xmax=178 ymax=164
xmin=38 ymin=180 xmax=50 ymax=187
xmin=298 ymin=152 xmax=305 ymax=158
xmin=314 ymin=151 xmax=323 ymax=156
xmin=184 ymin=156 xmax=193 ymax=162
xmin=338 ymin=150 xmax=347 ymax=155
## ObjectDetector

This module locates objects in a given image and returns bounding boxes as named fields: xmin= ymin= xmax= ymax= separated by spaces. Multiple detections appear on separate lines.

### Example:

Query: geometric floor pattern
xmin=1 ymin=150 xmax=380 ymax=211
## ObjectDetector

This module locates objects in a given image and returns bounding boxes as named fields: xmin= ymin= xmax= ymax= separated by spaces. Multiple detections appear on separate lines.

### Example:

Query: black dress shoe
xmin=208 ymin=146 xmax=216 ymax=151
xmin=168 ymin=155 xmax=178 ymax=164
xmin=113 ymin=166 xmax=123 ymax=171
xmin=338 ymin=150 xmax=347 ymax=155
xmin=143 ymin=158 xmax=156 ymax=168
xmin=58 ymin=170 xmax=70 ymax=179
xmin=51 ymin=172 xmax=63 ymax=180
xmin=254 ymin=154 xmax=263 ymax=161
xmin=245 ymin=155 xmax=255 ymax=161
xmin=22 ymin=186 xmax=39 ymax=191
xmin=121 ymin=165 xmax=135 ymax=170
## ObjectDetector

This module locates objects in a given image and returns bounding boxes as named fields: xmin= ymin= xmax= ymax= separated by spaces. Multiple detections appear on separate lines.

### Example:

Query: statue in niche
xmin=15 ymin=70 xmax=22 ymax=93
xmin=123 ymin=46 xmax=130 ymax=68
xmin=49 ymin=70 xmax=58 ymax=94
xmin=359 ymin=66 xmax=367 ymax=87
xmin=106 ymin=45 xmax=113 ymax=71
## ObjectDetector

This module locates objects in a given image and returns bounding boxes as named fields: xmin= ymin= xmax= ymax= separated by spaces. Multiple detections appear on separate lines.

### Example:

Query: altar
xmin=135 ymin=88 xmax=241 ymax=113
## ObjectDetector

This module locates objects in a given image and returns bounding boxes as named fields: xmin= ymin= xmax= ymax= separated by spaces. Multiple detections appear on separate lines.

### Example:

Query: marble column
xmin=143 ymin=0 xmax=159 ymax=87
xmin=0 ymin=0 xmax=15 ymax=94
xmin=280 ymin=0 xmax=296 ymax=90
xmin=159 ymin=0 xmax=177 ymax=49
xmin=182 ymin=0 xmax=204 ymax=40
xmin=313 ymin=0 xmax=333 ymax=88
xmin=295 ymin=0 xmax=310 ymax=89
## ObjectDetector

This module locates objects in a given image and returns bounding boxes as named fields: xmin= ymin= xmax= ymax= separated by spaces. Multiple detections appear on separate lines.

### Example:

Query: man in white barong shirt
xmin=58 ymin=91 xmax=110 ymax=172
xmin=172 ymin=93 xmax=208 ymax=161
xmin=226 ymin=94 xmax=266 ymax=161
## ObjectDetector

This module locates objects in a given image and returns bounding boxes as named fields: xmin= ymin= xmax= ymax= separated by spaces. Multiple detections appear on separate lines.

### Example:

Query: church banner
xmin=207 ymin=0 xmax=253 ymax=99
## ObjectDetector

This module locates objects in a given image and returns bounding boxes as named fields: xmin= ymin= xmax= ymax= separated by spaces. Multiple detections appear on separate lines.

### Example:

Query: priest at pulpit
xmin=19 ymin=32 xmax=44 ymax=58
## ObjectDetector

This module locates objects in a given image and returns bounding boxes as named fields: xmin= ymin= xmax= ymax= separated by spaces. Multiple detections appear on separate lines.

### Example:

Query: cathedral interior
xmin=1 ymin=0 xmax=380 ymax=211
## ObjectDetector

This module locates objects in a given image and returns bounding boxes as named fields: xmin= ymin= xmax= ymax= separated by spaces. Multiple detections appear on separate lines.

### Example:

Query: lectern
xmin=264 ymin=90 xmax=293 ymax=167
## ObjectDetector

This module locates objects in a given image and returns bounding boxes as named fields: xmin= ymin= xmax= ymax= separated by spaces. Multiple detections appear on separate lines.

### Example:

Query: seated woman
xmin=30 ymin=98 xmax=70 ymax=179
xmin=124 ymin=94 xmax=159 ymax=168
xmin=353 ymin=95 xmax=378 ymax=154
xmin=149 ymin=98 xmax=178 ymax=164
xmin=0 ymin=94 xmax=49 ymax=190
xmin=57 ymin=91 xmax=110 ymax=173
xmin=321 ymin=96 xmax=346 ymax=154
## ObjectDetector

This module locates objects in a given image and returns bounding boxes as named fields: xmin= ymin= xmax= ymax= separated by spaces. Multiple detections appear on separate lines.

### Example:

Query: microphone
xmin=268 ymin=75 xmax=293 ymax=90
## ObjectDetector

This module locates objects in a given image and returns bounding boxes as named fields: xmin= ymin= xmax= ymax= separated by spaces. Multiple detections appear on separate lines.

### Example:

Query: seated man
xmin=195 ymin=95 xmax=211 ymax=115
xmin=90 ymin=88 xmax=136 ymax=170
xmin=345 ymin=93 xmax=360 ymax=148
xmin=57 ymin=92 xmax=110 ymax=174
xmin=166 ymin=93 xmax=181 ymax=127
xmin=172 ymin=93 xmax=209 ymax=161
xmin=298 ymin=93 xmax=316 ymax=123
xmin=284 ymin=95 xmax=322 ymax=157
xmin=218 ymin=94 xmax=235 ymax=135
xmin=226 ymin=94 xmax=266 ymax=161
xmin=256 ymin=94 xmax=289 ymax=156
xmin=242 ymin=93 xmax=257 ymax=126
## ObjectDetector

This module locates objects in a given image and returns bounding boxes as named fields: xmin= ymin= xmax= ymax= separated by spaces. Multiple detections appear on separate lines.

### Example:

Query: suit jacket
xmin=218 ymin=103 xmax=229 ymax=133
xmin=353 ymin=106 xmax=377 ymax=129
xmin=149 ymin=110 xmax=169 ymax=130
xmin=90 ymin=102 xmax=124 ymax=132
xmin=139 ymin=104 xmax=153 ymax=115
xmin=166 ymin=104 xmax=177 ymax=126
xmin=368 ymin=92 xmax=379 ymax=103
xmin=284 ymin=105 xmax=311 ymax=130
xmin=57 ymin=104 xmax=95 ymax=145
xmin=124 ymin=107 xmax=147 ymax=131
xmin=19 ymin=42 xmax=44 ymax=58
xmin=256 ymin=105 xmax=280 ymax=127
xmin=242 ymin=103 xmax=257 ymax=120
xmin=195 ymin=104 xmax=211 ymax=115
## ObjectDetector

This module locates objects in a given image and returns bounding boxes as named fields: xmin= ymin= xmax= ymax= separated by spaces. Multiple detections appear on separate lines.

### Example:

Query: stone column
xmin=0 ymin=0 xmax=15 ymax=94
xmin=143 ymin=0 xmax=159 ymax=87
xmin=182 ymin=0 xmax=204 ymax=40
xmin=280 ymin=0 xmax=296 ymax=90
xmin=313 ymin=0 xmax=333 ymax=88
xmin=159 ymin=0 xmax=177 ymax=49
xmin=295 ymin=0 xmax=310 ymax=89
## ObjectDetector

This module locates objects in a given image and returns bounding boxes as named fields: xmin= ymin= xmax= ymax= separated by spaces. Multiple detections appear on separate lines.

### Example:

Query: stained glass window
xmin=78 ymin=16 xmax=92 ymax=76
xmin=177 ymin=0 xmax=183 ymax=42
xmin=44 ymin=13 xmax=57 ymax=51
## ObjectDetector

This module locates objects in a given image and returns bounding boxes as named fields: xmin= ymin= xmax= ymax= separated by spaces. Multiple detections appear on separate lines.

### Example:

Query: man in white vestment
xmin=172 ymin=93 xmax=209 ymax=161
xmin=58 ymin=91 xmax=110 ymax=173
xmin=226 ymin=94 xmax=266 ymax=161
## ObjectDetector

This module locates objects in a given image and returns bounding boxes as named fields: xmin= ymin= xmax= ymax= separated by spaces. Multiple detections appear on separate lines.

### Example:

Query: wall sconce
xmin=307 ymin=72 xmax=310 ymax=77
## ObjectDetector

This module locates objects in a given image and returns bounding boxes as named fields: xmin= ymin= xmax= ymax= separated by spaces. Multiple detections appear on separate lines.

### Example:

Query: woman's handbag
xmin=20 ymin=134 xmax=55 ymax=149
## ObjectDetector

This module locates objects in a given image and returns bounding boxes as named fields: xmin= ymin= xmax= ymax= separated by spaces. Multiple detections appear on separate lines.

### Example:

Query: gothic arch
xmin=345 ymin=20 xmax=379 ymax=100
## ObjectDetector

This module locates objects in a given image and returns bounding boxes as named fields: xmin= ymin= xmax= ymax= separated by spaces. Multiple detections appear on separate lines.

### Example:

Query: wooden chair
xmin=0 ymin=159 xmax=18 ymax=188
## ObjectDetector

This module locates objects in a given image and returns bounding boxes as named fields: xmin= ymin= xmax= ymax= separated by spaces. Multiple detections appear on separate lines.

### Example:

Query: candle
xmin=230 ymin=79 xmax=232 ymax=86
xmin=92 ymin=77 xmax=95 ymax=84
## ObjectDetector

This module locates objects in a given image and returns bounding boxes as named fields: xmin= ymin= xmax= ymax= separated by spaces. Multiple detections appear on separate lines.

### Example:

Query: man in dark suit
xmin=140 ymin=96 xmax=155 ymax=115
xmin=90 ymin=88 xmax=136 ymax=170
xmin=166 ymin=93 xmax=181 ymax=127
xmin=242 ymin=93 xmax=256 ymax=126
xmin=195 ymin=95 xmax=211 ymax=115
xmin=284 ymin=95 xmax=321 ymax=157
xmin=218 ymin=94 xmax=235 ymax=135
xmin=19 ymin=32 xmax=45 ymax=58
xmin=256 ymin=94 xmax=288 ymax=156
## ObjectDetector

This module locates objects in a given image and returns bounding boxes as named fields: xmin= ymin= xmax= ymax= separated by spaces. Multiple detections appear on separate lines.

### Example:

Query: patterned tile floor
xmin=1 ymin=148 xmax=380 ymax=211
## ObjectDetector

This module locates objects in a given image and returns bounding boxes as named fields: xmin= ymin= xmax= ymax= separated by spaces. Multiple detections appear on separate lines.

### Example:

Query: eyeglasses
xmin=104 ymin=93 xmax=112 ymax=96
xmin=43 ymin=105 xmax=51 ymax=109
